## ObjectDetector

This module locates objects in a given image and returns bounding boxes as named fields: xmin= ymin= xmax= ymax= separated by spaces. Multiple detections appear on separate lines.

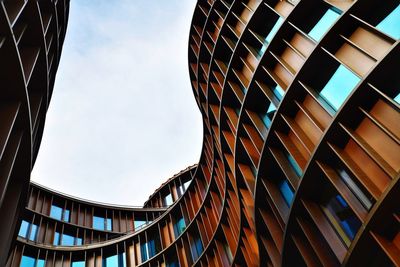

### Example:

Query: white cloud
xmin=31 ymin=0 xmax=202 ymax=205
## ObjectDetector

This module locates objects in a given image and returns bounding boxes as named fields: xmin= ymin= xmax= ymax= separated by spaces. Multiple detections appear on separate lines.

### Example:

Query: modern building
xmin=1 ymin=0 xmax=400 ymax=266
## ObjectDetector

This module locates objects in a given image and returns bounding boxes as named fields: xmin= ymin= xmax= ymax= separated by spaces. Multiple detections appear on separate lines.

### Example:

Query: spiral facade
xmin=2 ymin=0 xmax=400 ymax=266
xmin=0 ymin=0 xmax=69 ymax=264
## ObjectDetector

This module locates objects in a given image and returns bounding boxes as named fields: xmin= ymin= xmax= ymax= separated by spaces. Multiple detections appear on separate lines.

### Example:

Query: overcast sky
xmin=31 ymin=0 xmax=202 ymax=206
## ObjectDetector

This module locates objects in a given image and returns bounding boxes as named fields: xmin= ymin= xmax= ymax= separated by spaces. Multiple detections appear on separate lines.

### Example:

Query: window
xmin=183 ymin=180 xmax=191 ymax=190
xmin=319 ymin=65 xmax=360 ymax=111
xmin=308 ymin=8 xmax=340 ymax=41
xmin=103 ymin=254 xmax=126 ymax=267
xmin=63 ymin=209 xmax=70 ymax=222
xmin=76 ymin=237 xmax=83 ymax=245
xmin=190 ymin=237 xmax=203 ymax=261
xmin=134 ymin=220 xmax=147 ymax=230
xmin=106 ymin=218 xmax=112 ymax=231
xmin=173 ymin=217 xmax=186 ymax=237
xmin=18 ymin=220 xmax=29 ymax=238
xmin=71 ymin=261 xmax=85 ymax=267
xmin=148 ymin=239 xmax=157 ymax=258
xmin=53 ymin=232 xmax=60 ymax=245
xmin=394 ymin=93 xmax=400 ymax=104
xmin=321 ymin=194 xmax=361 ymax=246
xmin=265 ymin=17 xmax=284 ymax=44
xmin=261 ymin=102 xmax=277 ymax=128
xmin=61 ymin=234 xmax=74 ymax=246
xmin=164 ymin=193 xmax=173 ymax=206
xmin=279 ymin=180 xmax=294 ymax=206
xmin=140 ymin=242 xmax=149 ymax=262
xmin=50 ymin=205 xmax=63 ymax=220
xmin=28 ymin=224 xmax=38 ymax=241
xmin=337 ymin=168 xmax=373 ymax=210
xmin=376 ymin=4 xmax=400 ymax=39
xmin=20 ymin=255 xmax=35 ymax=267
xmin=93 ymin=215 xmax=105 ymax=230
xmin=286 ymin=151 xmax=303 ymax=177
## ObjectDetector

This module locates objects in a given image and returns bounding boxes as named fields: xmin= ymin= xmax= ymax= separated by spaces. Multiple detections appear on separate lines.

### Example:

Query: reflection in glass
xmin=376 ymin=4 xmax=400 ymax=39
xmin=319 ymin=65 xmax=360 ymax=111
xmin=308 ymin=8 xmax=340 ymax=41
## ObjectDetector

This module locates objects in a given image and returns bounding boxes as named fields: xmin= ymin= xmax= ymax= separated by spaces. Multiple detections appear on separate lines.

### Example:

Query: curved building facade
xmin=2 ymin=0 xmax=400 ymax=266
xmin=0 ymin=0 xmax=69 ymax=264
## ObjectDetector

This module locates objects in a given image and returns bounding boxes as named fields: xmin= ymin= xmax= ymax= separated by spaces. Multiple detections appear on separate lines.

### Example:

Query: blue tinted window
xmin=63 ymin=209 xmax=70 ymax=222
xmin=191 ymin=237 xmax=203 ymax=261
xmin=148 ymin=239 xmax=156 ymax=258
xmin=164 ymin=194 xmax=173 ymax=206
xmin=320 ymin=65 xmax=360 ymax=111
xmin=273 ymin=84 xmax=285 ymax=101
xmin=20 ymin=255 xmax=35 ymax=267
xmin=106 ymin=218 xmax=112 ymax=231
xmin=286 ymin=152 xmax=302 ymax=177
xmin=28 ymin=224 xmax=38 ymax=241
xmin=279 ymin=180 xmax=294 ymax=206
xmin=37 ymin=259 xmax=45 ymax=267
xmin=93 ymin=216 xmax=105 ymax=230
xmin=265 ymin=17 xmax=284 ymax=44
xmin=394 ymin=93 xmax=400 ymax=104
xmin=53 ymin=232 xmax=60 ymax=245
xmin=71 ymin=261 xmax=85 ymax=267
xmin=261 ymin=102 xmax=277 ymax=129
xmin=76 ymin=237 xmax=83 ymax=245
xmin=62 ymin=234 xmax=74 ymax=246
xmin=18 ymin=220 xmax=29 ymax=238
xmin=50 ymin=205 xmax=63 ymax=220
xmin=376 ymin=4 xmax=400 ymax=39
xmin=308 ymin=9 xmax=340 ymax=41
xmin=134 ymin=220 xmax=147 ymax=230
xmin=173 ymin=217 xmax=186 ymax=237
xmin=104 ymin=255 xmax=118 ymax=267
xmin=141 ymin=242 xmax=148 ymax=262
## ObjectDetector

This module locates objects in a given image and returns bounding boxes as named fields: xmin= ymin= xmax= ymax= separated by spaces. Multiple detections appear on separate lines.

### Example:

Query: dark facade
xmin=0 ymin=0 xmax=69 ymax=264
xmin=1 ymin=0 xmax=400 ymax=266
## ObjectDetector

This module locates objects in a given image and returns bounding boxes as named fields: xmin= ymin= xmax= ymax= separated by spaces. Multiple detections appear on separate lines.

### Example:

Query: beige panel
xmin=281 ymin=47 xmax=304 ymax=73
xmin=349 ymin=27 xmax=392 ymax=60
xmin=291 ymin=33 xmax=314 ymax=57
xmin=370 ymin=99 xmax=400 ymax=139
xmin=335 ymin=43 xmax=375 ymax=76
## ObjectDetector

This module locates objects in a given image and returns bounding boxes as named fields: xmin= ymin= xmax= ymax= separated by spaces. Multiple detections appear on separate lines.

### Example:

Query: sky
xmin=31 ymin=0 xmax=202 ymax=206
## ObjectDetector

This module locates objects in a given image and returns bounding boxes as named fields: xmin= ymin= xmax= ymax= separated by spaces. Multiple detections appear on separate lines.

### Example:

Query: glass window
xmin=71 ymin=261 xmax=85 ymax=267
xmin=279 ymin=180 xmax=294 ymax=206
xmin=18 ymin=220 xmax=30 ymax=238
xmin=104 ymin=255 xmax=118 ymax=267
xmin=63 ymin=209 xmax=70 ymax=222
xmin=140 ymin=242 xmax=149 ymax=262
xmin=376 ymin=4 xmax=400 ymax=39
xmin=134 ymin=220 xmax=147 ymax=230
xmin=321 ymin=194 xmax=361 ymax=246
xmin=50 ymin=205 xmax=63 ymax=221
xmin=319 ymin=65 xmax=360 ymax=111
xmin=164 ymin=193 xmax=173 ymax=206
xmin=286 ymin=151 xmax=303 ymax=177
xmin=28 ymin=224 xmax=38 ymax=241
xmin=173 ymin=217 xmax=186 ymax=237
xmin=265 ymin=17 xmax=284 ymax=44
xmin=62 ymin=234 xmax=75 ymax=246
xmin=20 ymin=255 xmax=36 ymax=267
xmin=394 ymin=93 xmax=400 ymax=104
xmin=308 ymin=8 xmax=340 ymax=41
xmin=337 ymin=168 xmax=373 ymax=210
xmin=37 ymin=259 xmax=45 ymax=267
xmin=106 ymin=218 xmax=112 ymax=231
xmin=76 ymin=237 xmax=83 ymax=245
xmin=53 ymin=232 xmax=60 ymax=245
xmin=261 ymin=102 xmax=277 ymax=129
xmin=183 ymin=180 xmax=191 ymax=190
xmin=93 ymin=215 xmax=105 ymax=230
xmin=148 ymin=239 xmax=156 ymax=258
xmin=191 ymin=237 xmax=203 ymax=261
